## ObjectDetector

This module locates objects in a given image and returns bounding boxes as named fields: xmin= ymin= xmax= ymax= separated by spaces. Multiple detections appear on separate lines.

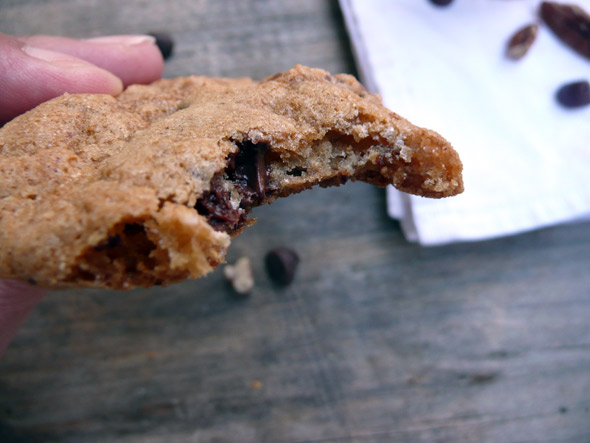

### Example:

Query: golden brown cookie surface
xmin=0 ymin=65 xmax=463 ymax=289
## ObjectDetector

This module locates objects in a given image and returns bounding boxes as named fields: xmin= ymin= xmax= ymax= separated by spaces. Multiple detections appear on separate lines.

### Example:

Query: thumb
xmin=0 ymin=280 xmax=47 ymax=357
xmin=0 ymin=33 xmax=123 ymax=125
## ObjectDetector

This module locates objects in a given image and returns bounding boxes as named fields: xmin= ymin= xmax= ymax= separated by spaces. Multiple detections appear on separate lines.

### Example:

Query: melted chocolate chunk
xmin=195 ymin=175 xmax=246 ymax=232
xmin=195 ymin=141 xmax=270 ymax=233
xmin=227 ymin=141 xmax=268 ymax=203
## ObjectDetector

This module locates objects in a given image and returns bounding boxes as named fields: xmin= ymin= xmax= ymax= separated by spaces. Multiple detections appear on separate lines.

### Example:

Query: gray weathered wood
xmin=1 ymin=1 xmax=589 ymax=442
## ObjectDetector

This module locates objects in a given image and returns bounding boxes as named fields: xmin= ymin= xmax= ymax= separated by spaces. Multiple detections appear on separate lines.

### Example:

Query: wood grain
xmin=1 ymin=1 xmax=589 ymax=442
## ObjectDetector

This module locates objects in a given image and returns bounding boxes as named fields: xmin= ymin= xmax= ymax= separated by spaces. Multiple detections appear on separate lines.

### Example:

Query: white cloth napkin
xmin=340 ymin=0 xmax=590 ymax=245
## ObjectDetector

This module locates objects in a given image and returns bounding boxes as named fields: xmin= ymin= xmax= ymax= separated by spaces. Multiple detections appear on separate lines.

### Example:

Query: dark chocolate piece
xmin=265 ymin=247 xmax=299 ymax=286
xmin=429 ymin=0 xmax=453 ymax=6
xmin=148 ymin=31 xmax=175 ymax=60
xmin=228 ymin=141 xmax=268 ymax=204
xmin=195 ymin=175 xmax=246 ymax=232
xmin=556 ymin=80 xmax=590 ymax=108
xmin=195 ymin=141 xmax=269 ymax=233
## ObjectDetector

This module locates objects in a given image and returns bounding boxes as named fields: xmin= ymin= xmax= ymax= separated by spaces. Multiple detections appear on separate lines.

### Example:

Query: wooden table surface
xmin=1 ymin=1 xmax=589 ymax=442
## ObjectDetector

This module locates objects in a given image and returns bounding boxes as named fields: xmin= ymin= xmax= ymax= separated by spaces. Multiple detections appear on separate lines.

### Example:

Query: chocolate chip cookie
xmin=0 ymin=65 xmax=463 ymax=289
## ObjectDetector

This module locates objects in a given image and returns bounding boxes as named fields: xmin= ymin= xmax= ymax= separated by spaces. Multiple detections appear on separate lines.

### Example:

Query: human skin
xmin=0 ymin=32 xmax=164 ymax=124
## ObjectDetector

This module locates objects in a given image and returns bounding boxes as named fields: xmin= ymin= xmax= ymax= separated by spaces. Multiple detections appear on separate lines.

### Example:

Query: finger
xmin=0 ymin=280 xmax=47 ymax=357
xmin=0 ymin=33 xmax=123 ymax=124
xmin=18 ymin=34 xmax=164 ymax=87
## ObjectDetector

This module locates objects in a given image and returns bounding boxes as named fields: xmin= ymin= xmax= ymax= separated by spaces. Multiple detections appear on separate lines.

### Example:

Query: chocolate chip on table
xmin=556 ymin=80 xmax=590 ymax=108
xmin=265 ymin=247 xmax=299 ymax=286
xmin=428 ymin=0 xmax=453 ymax=6
xmin=148 ymin=32 xmax=174 ymax=60
xmin=506 ymin=24 xmax=539 ymax=60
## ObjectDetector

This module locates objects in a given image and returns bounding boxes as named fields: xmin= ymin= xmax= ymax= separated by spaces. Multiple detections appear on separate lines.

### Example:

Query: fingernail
xmin=84 ymin=34 xmax=156 ymax=46
xmin=22 ymin=45 xmax=75 ymax=63
xmin=21 ymin=46 xmax=124 ymax=95
xmin=23 ymin=45 xmax=117 ymax=70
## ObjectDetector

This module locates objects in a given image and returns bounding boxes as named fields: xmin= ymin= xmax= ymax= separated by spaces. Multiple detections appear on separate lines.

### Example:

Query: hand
xmin=0 ymin=32 xmax=164 ymax=355
xmin=0 ymin=32 xmax=164 ymax=125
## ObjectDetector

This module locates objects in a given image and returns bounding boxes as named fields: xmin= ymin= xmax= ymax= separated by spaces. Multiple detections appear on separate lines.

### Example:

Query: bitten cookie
xmin=0 ymin=65 xmax=463 ymax=289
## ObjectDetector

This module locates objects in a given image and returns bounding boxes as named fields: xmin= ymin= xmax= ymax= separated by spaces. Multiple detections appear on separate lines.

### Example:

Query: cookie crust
xmin=0 ymin=65 xmax=463 ymax=289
